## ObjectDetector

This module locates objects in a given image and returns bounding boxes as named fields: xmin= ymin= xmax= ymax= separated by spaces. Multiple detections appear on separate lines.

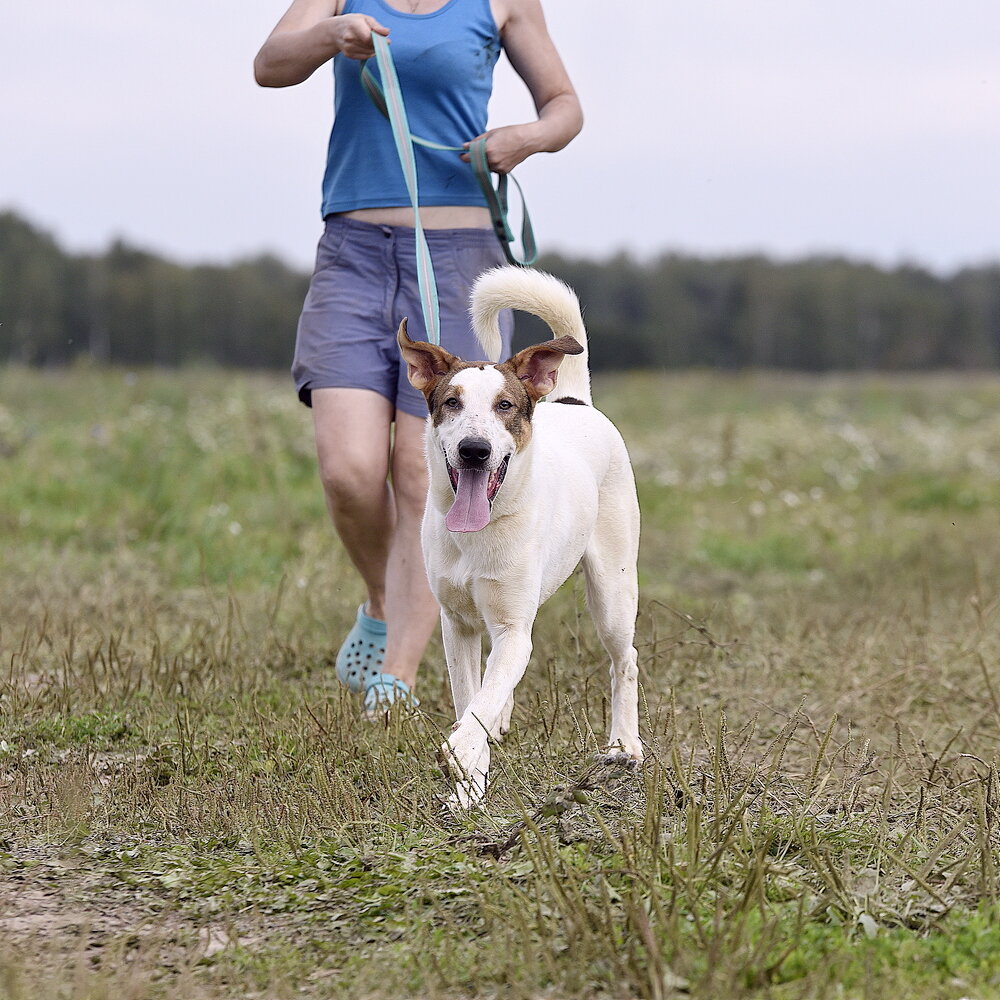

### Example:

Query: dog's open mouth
xmin=445 ymin=454 xmax=510 ymax=533
xmin=446 ymin=455 xmax=509 ymax=501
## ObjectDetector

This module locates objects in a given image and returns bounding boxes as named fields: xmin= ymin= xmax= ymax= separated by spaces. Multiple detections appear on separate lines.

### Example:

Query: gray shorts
xmin=292 ymin=216 xmax=514 ymax=418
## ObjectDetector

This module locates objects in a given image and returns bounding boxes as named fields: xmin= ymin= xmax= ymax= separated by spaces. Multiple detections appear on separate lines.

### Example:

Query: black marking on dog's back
xmin=553 ymin=396 xmax=587 ymax=406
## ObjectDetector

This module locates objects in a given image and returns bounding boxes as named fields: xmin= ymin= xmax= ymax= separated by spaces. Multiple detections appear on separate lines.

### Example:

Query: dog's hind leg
xmin=583 ymin=481 xmax=643 ymax=762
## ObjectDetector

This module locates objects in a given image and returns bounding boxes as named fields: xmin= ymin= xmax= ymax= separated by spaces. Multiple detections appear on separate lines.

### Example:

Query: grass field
xmin=1 ymin=365 xmax=999 ymax=999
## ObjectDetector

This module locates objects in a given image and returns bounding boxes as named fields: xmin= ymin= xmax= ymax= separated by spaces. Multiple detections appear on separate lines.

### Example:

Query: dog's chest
xmin=435 ymin=574 xmax=481 ymax=625
xmin=428 ymin=532 xmax=531 ymax=628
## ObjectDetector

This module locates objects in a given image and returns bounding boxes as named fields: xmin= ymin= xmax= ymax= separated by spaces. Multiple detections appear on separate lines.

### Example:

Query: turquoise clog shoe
xmin=335 ymin=604 xmax=387 ymax=692
xmin=363 ymin=673 xmax=419 ymax=719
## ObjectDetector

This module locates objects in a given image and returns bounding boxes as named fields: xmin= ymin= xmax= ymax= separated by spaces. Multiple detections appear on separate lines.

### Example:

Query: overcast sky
xmin=4 ymin=1 xmax=999 ymax=272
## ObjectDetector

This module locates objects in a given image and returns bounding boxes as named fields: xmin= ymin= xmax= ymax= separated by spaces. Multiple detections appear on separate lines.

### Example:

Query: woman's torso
xmin=326 ymin=0 xmax=507 ymax=228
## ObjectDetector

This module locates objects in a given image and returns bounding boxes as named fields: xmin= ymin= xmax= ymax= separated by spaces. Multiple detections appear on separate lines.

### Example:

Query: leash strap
xmin=362 ymin=37 xmax=538 ymax=277
xmin=369 ymin=33 xmax=441 ymax=344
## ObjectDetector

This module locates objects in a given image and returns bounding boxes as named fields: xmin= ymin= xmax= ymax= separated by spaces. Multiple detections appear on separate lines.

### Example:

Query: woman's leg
xmin=312 ymin=389 xmax=437 ymax=690
xmin=311 ymin=387 xmax=395 ymax=618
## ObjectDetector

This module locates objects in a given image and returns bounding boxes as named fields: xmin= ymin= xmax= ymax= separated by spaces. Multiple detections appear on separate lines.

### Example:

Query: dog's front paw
xmin=443 ymin=723 xmax=488 ymax=770
xmin=438 ymin=733 xmax=490 ymax=810
xmin=445 ymin=772 xmax=488 ymax=811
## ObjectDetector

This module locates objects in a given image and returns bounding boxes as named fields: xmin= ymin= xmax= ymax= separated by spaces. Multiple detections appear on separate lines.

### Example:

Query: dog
xmin=397 ymin=267 xmax=642 ymax=807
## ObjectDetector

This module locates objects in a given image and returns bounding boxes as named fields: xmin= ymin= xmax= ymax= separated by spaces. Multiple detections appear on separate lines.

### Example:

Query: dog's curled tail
xmin=471 ymin=266 xmax=592 ymax=405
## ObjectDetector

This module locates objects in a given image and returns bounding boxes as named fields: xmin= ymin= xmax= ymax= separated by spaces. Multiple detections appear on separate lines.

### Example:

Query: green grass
xmin=1 ymin=364 xmax=999 ymax=999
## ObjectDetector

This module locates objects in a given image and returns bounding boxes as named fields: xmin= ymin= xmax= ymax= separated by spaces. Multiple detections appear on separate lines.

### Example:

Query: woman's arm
xmin=254 ymin=0 xmax=389 ymax=88
xmin=465 ymin=0 xmax=583 ymax=173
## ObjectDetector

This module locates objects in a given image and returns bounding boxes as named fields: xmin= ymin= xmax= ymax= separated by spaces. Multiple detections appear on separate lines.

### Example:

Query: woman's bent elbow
xmin=253 ymin=48 xmax=302 ymax=88
xmin=568 ymin=108 xmax=584 ymax=143
xmin=254 ymin=55 xmax=282 ymax=87
xmin=253 ymin=54 xmax=272 ymax=87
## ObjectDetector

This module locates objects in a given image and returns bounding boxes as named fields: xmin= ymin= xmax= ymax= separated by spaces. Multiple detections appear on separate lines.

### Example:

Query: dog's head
xmin=398 ymin=319 xmax=583 ymax=532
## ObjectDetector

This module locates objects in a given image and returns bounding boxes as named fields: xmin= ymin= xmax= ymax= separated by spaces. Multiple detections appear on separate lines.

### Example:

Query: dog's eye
xmin=496 ymin=399 xmax=514 ymax=411
xmin=444 ymin=397 xmax=460 ymax=409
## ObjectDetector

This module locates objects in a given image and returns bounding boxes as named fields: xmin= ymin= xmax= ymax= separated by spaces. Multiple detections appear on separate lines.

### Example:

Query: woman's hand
xmin=461 ymin=123 xmax=542 ymax=174
xmin=325 ymin=14 xmax=390 ymax=61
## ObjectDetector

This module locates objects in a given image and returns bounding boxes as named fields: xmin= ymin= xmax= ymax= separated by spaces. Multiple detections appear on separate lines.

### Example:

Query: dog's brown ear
xmin=397 ymin=318 xmax=460 ymax=394
xmin=503 ymin=336 xmax=583 ymax=402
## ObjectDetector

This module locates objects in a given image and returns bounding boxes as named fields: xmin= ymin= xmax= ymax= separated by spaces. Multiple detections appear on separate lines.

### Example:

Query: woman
xmin=255 ymin=0 xmax=582 ymax=714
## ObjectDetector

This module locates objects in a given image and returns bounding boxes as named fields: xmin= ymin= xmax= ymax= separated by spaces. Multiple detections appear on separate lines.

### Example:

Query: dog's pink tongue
xmin=446 ymin=468 xmax=491 ymax=532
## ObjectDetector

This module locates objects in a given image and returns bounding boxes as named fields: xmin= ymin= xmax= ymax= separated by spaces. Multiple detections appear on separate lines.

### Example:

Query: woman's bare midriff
xmin=339 ymin=205 xmax=492 ymax=229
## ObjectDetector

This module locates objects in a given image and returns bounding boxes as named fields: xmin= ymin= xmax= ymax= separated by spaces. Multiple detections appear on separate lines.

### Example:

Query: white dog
xmin=397 ymin=267 xmax=642 ymax=807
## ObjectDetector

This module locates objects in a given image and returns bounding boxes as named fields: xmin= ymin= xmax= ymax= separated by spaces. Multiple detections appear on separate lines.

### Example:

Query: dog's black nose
xmin=458 ymin=437 xmax=492 ymax=465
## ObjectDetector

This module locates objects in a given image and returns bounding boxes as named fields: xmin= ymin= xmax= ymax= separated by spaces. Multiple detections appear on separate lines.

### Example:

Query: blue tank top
xmin=321 ymin=0 xmax=501 ymax=216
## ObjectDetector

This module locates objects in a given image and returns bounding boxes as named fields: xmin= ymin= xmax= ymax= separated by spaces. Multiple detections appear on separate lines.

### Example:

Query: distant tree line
xmin=1 ymin=210 xmax=997 ymax=371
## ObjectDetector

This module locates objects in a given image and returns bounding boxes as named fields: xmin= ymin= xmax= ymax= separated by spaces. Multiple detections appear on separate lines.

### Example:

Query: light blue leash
xmin=363 ymin=34 xmax=537 ymax=344
xmin=367 ymin=34 xmax=441 ymax=344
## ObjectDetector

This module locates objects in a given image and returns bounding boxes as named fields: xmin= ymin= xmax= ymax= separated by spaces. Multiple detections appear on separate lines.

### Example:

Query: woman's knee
xmin=318 ymin=453 xmax=387 ymax=509
xmin=312 ymin=388 xmax=392 ymax=506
